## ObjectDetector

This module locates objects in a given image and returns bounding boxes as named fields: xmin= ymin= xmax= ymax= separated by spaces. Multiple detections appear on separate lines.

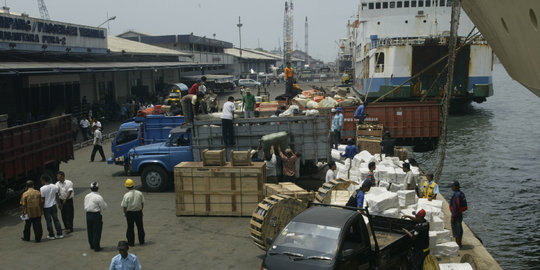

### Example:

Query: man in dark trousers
xmin=84 ymin=182 xmax=108 ymax=251
xmin=20 ymin=180 xmax=43 ymax=242
xmin=221 ymin=96 xmax=236 ymax=146
xmin=55 ymin=171 xmax=74 ymax=233
xmin=121 ymin=179 xmax=145 ymax=246
xmin=346 ymin=180 xmax=372 ymax=212
xmin=401 ymin=209 xmax=430 ymax=270
xmin=449 ymin=180 xmax=467 ymax=248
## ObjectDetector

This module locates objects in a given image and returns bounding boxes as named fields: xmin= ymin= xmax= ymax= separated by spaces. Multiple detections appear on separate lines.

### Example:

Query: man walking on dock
xmin=20 ymin=180 xmax=43 ymax=242
xmin=449 ymin=180 xmax=467 ymax=248
xmin=90 ymin=125 xmax=106 ymax=162
xmin=121 ymin=179 xmax=145 ymax=246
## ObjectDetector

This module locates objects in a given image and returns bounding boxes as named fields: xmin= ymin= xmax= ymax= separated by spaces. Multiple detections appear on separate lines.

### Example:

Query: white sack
xmin=398 ymin=190 xmax=416 ymax=207
xmin=432 ymin=242 xmax=460 ymax=257
xmin=380 ymin=208 xmax=400 ymax=218
xmin=331 ymin=149 xmax=342 ymax=161
xmin=306 ymin=100 xmax=319 ymax=109
xmin=365 ymin=191 xmax=399 ymax=213
xmin=304 ymin=109 xmax=320 ymax=116
xmin=438 ymin=263 xmax=473 ymax=270
xmin=431 ymin=216 xmax=445 ymax=231
xmin=389 ymin=183 xmax=404 ymax=192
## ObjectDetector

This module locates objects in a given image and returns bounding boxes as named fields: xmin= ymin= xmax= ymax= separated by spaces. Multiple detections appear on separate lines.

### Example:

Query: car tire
xmin=141 ymin=165 xmax=168 ymax=192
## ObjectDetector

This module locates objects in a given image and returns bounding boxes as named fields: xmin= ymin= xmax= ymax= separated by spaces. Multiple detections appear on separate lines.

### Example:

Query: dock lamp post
xmin=237 ymin=16 xmax=243 ymax=58
xmin=97 ymin=16 xmax=116 ymax=28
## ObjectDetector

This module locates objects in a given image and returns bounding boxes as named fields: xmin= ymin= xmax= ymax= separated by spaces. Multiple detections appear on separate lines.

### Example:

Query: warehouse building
xmin=0 ymin=11 xmax=207 ymax=125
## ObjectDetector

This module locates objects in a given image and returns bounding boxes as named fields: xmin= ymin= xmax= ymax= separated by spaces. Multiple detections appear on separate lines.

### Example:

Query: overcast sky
xmin=7 ymin=0 xmax=359 ymax=62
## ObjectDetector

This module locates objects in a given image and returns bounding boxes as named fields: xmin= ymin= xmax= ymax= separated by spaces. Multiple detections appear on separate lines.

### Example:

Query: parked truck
xmin=0 ymin=115 xmax=73 ymax=199
xmin=108 ymin=114 xmax=184 ymax=175
xmin=127 ymin=115 xmax=330 ymax=191
xmin=262 ymin=204 xmax=416 ymax=270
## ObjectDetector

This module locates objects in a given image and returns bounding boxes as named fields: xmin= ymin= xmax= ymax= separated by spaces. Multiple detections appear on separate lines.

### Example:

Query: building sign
xmin=0 ymin=13 xmax=107 ymax=53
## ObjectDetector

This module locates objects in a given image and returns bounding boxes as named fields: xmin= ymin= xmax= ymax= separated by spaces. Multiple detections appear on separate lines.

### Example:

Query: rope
xmin=434 ymin=0 xmax=462 ymax=181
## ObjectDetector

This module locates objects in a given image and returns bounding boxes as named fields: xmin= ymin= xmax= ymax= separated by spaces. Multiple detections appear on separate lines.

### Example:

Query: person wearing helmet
xmin=401 ymin=209 xmax=430 ymax=270
xmin=84 ymin=182 xmax=107 ymax=251
xmin=121 ymin=179 xmax=145 ymax=246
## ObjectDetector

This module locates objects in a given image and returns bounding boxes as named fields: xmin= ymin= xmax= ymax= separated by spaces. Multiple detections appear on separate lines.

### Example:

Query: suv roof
xmin=292 ymin=206 xmax=357 ymax=227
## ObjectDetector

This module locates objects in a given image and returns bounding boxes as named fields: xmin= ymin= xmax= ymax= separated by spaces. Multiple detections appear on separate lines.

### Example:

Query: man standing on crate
xmin=331 ymin=107 xmax=344 ymax=149
xmin=221 ymin=96 xmax=236 ymax=146
xmin=121 ymin=179 xmax=145 ymax=246
xmin=354 ymin=101 xmax=367 ymax=124
xmin=284 ymin=62 xmax=294 ymax=97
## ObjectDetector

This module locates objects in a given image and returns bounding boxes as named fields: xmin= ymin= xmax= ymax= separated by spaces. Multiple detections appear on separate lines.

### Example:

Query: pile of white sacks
xmin=330 ymin=147 xmax=459 ymax=257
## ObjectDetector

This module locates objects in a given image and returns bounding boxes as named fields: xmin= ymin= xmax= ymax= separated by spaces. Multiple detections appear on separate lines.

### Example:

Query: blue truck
xmin=127 ymin=115 xmax=331 ymax=192
xmin=108 ymin=114 xmax=185 ymax=175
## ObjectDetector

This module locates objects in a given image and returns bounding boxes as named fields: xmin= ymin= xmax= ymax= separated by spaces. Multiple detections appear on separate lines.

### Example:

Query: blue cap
xmin=336 ymin=107 xmax=342 ymax=112
xmin=452 ymin=180 xmax=460 ymax=187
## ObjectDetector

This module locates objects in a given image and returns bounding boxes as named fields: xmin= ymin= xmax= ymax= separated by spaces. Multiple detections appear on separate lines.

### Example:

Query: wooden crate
xmin=356 ymin=124 xmax=384 ymax=137
xmin=174 ymin=162 xmax=265 ymax=216
xmin=202 ymin=149 xmax=226 ymax=166
xmin=356 ymin=137 xmax=381 ymax=155
xmin=394 ymin=147 xmax=408 ymax=161
xmin=263 ymin=182 xmax=315 ymax=202
xmin=231 ymin=149 xmax=252 ymax=166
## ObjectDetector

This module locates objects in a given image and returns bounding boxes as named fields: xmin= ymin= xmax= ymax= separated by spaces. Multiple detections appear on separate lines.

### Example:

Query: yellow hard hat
xmin=125 ymin=179 xmax=134 ymax=188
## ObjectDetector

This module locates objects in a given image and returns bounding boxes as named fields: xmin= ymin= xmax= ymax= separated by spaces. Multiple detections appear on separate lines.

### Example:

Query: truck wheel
xmin=124 ymin=159 xmax=131 ymax=176
xmin=141 ymin=165 xmax=168 ymax=192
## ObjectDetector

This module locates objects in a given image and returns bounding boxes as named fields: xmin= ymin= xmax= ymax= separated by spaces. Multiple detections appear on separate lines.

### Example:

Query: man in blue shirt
xmin=449 ymin=180 xmax=467 ymax=248
xmin=331 ymin=107 xmax=344 ymax=149
xmin=341 ymin=138 xmax=359 ymax=159
xmin=110 ymin=241 xmax=141 ymax=270
xmin=353 ymin=102 xmax=366 ymax=124
xmin=346 ymin=180 xmax=371 ymax=211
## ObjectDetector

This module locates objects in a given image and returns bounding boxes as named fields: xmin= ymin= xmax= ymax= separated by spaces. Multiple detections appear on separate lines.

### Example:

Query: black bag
xmin=345 ymin=190 xmax=359 ymax=207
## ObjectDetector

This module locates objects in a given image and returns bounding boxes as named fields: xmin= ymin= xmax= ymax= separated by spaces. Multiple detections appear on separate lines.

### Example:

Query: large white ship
xmin=461 ymin=0 xmax=540 ymax=98
xmin=352 ymin=0 xmax=493 ymax=110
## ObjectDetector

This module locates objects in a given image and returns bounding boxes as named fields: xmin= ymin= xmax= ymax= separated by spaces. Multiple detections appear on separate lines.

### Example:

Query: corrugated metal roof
xmin=108 ymin=36 xmax=190 ymax=56
xmin=224 ymin=48 xmax=280 ymax=60
xmin=0 ymin=61 xmax=215 ymax=72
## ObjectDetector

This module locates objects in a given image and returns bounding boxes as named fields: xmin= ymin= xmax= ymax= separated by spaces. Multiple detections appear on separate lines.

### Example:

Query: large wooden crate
xmin=174 ymin=162 xmax=265 ymax=216
xmin=202 ymin=149 xmax=226 ymax=166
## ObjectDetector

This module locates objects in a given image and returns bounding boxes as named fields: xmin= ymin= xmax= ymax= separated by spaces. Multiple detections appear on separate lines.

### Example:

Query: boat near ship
xmin=460 ymin=0 xmax=540 ymax=98
xmin=351 ymin=0 xmax=493 ymax=111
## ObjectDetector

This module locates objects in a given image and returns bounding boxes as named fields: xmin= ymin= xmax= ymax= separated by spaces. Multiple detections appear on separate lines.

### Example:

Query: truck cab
xmin=263 ymin=205 xmax=414 ymax=270
xmin=128 ymin=127 xmax=193 ymax=191
xmin=109 ymin=115 xmax=184 ymax=174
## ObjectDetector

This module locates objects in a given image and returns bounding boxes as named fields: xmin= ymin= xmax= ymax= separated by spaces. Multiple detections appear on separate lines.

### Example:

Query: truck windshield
xmin=271 ymin=221 xmax=341 ymax=258
xmin=116 ymin=128 xmax=139 ymax=145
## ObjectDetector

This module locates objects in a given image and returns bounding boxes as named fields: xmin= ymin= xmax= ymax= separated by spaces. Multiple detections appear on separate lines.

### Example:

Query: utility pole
xmin=237 ymin=16 xmax=243 ymax=58
xmin=305 ymin=16 xmax=309 ymax=67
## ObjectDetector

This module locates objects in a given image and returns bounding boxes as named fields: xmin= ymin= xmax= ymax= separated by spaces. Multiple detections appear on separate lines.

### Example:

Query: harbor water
xmin=416 ymin=64 xmax=540 ymax=269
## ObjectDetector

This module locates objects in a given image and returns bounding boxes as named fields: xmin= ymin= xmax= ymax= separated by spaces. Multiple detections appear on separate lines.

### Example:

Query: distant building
xmin=292 ymin=50 xmax=325 ymax=70
xmin=224 ymin=48 xmax=280 ymax=77
xmin=118 ymin=32 xmax=234 ymax=76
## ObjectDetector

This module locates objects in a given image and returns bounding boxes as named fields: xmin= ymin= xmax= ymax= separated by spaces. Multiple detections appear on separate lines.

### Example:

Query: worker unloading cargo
xmin=345 ymin=180 xmax=372 ymax=212
xmin=353 ymin=101 xmax=367 ymax=124
xmin=401 ymin=209 xmax=430 ymax=270
xmin=284 ymin=62 xmax=294 ymax=97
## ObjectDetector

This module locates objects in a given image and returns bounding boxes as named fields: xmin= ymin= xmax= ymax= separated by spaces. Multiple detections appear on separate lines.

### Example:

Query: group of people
xmin=179 ymin=76 xmax=221 ymax=124
xmin=20 ymin=174 xmax=144 ymax=269
xmin=338 ymin=167 xmax=467 ymax=269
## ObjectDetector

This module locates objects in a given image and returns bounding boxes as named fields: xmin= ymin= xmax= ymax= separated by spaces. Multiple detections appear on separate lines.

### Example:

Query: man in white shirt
xmin=264 ymin=145 xmax=278 ymax=183
xmin=403 ymin=163 xmax=418 ymax=195
xmin=121 ymin=179 xmax=145 ymax=246
xmin=199 ymin=76 xmax=207 ymax=94
xmin=326 ymin=161 xmax=337 ymax=183
xmin=84 ymin=182 xmax=107 ymax=252
xmin=40 ymin=175 xmax=63 ymax=240
xmin=221 ymin=96 xmax=236 ymax=146
xmin=90 ymin=125 xmax=106 ymax=162
xmin=80 ymin=117 xmax=90 ymax=141
xmin=56 ymin=171 xmax=74 ymax=233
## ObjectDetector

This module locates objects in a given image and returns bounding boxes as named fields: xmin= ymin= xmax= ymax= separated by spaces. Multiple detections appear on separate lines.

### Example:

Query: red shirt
xmin=189 ymin=83 xmax=199 ymax=95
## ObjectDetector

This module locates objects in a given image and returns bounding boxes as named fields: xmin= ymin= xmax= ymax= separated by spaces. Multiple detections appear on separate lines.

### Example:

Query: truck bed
xmin=373 ymin=231 xmax=403 ymax=249
xmin=191 ymin=115 xmax=330 ymax=162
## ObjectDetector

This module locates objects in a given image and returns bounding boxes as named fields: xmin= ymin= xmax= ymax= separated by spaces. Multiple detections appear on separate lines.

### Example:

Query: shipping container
xmin=0 ymin=115 xmax=73 ymax=199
